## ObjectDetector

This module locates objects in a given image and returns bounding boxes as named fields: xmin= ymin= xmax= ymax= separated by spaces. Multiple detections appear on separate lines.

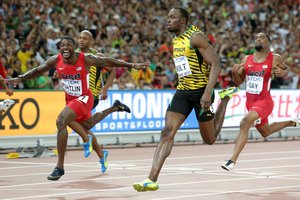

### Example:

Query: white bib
xmin=173 ymin=56 xmax=192 ymax=78
xmin=246 ymin=75 xmax=263 ymax=94
xmin=61 ymin=79 xmax=82 ymax=96
xmin=77 ymin=95 xmax=89 ymax=104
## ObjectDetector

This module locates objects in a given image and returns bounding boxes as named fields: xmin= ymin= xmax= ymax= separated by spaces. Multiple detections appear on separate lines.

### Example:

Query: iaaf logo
xmin=0 ymin=98 xmax=40 ymax=130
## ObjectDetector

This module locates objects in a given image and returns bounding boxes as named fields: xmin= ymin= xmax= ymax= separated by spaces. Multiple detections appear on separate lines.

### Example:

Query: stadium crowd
xmin=0 ymin=0 xmax=299 ymax=90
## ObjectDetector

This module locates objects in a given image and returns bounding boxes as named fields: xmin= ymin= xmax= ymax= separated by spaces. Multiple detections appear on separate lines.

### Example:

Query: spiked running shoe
xmin=47 ymin=167 xmax=65 ymax=181
xmin=83 ymin=135 xmax=93 ymax=158
xmin=0 ymin=99 xmax=15 ymax=112
xmin=100 ymin=150 xmax=108 ymax=173
xmin=113 ymin=100 xmax=131 ymax=113
xmin=218 ymin=87 xmax=240 ymax=99
xmin=221 ymin=160 xmax=235 ymax=171
xmin=133 ymin=178 xmax=159 ymax=192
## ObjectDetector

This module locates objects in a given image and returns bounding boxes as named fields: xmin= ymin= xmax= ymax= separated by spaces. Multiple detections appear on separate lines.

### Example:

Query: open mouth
xmin=62 ymin=50 xmax=70 ymax=57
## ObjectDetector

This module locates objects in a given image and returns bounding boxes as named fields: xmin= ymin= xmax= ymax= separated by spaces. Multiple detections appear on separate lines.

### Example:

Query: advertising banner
xmin=0 ymin=91 xmax=65 ymax=136
xmin=91 ymin=89 xmax=300 ymax=132
xmin=1 ymin=90 xmax=299 ymax=136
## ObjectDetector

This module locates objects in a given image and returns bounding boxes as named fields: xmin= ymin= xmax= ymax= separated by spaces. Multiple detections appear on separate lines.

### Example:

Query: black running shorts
xmin=167 ymin=88 xmax=215 ymax=122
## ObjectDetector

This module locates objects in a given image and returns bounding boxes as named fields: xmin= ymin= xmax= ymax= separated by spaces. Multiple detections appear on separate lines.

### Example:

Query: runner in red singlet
xmin=6 ymin=36 xmax=149 ymax=180
xmin=222 ymin=33 xmax=299 ymax=171
xmin=0 ymin=60 xmax=14 ymax=114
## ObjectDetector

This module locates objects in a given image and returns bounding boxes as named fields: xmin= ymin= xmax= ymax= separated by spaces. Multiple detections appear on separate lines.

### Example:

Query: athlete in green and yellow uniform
xmin=77 ymin=33 xmax=115 ymax=108
xmin=133 ymin=7 xmax=240 ymax=192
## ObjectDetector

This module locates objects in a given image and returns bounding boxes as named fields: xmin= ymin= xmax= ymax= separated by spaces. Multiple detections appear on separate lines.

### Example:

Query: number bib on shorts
xmin=174 ymin=56 xmax=192 ymax=78
xmin=61 ymin=79 xmax=83 ymax=96
xmin=77 ymin=95 xmax=89 ymax=104
xmin=246 ymin=75 xmax=263 ymax=94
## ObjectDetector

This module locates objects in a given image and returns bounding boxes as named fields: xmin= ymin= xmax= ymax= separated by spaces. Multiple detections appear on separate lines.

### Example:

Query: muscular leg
xmin=55 ymin=106 xmax=90 ymax=168
xmin=257 ymin=120 xmax=296 ymax=138
xmin=230 ymin=110 xmax=259 ymax=163
xmin=148 ymin=111 xmax=186 ymax=182
xmin=81 ymin=106 xmax=119 ymax=130
xmin=199 ymin=96 xmax=230 ymax=144
xmin=55 ymin=106 xmax=77 ymax=169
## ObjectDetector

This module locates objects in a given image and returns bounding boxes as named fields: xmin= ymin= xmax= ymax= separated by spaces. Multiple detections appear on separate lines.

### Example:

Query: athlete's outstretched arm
xmin=190 ymin=32 xmax=221 ymax=110
xmin=273 ymin=54 xmax=289 ymax=78
xmin=84 ymin=54 xmax=149 ymax=70
xmin=5 ymin=55 xmax=57 ymax=85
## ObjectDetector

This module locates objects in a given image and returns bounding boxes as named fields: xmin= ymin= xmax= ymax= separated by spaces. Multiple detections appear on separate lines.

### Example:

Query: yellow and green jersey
xmin=76 ymin=48 xmax=103 ymax=98
xmin=172 ymin=25 xmax=210 ymax=90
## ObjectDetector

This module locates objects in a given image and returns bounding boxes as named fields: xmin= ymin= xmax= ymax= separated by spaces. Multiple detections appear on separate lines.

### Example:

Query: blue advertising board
xmin=90 ymin=90 xmax=199 ymax=132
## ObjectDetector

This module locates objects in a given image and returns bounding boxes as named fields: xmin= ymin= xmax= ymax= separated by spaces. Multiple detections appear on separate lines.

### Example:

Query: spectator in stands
xmin=0 ymin=0 xmax=298 ymax=89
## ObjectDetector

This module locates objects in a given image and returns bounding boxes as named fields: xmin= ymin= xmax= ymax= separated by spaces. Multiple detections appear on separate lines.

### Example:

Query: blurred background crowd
xmin=0 ymin=0 xmax=299 ymax=90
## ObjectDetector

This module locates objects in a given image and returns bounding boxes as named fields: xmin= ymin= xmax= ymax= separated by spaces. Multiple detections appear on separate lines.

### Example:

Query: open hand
xmin=132 ymin=62 xmax=150 ymax=70
xmin=200 ymin=92 xmax=211 ymax=111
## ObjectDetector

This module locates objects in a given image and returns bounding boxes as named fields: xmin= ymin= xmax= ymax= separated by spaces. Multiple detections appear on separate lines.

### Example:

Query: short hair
xmin=265 ymin=34 xmax=271 ymax=42
xmin=59 ymin=35 xmax=76 ymax=46
xmin=172 ymin=6 xmax=189 ymax=24
xmin=257 ymin=32 xmax=271 ymax=42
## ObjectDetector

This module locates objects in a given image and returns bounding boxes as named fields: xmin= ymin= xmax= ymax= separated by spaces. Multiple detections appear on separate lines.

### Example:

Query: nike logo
xmin=248 ymin=64 xmax=253 ymax=67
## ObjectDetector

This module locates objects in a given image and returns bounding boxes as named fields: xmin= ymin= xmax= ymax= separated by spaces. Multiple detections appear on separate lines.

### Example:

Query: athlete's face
xmin=78 ymin=32 xmax=91 ymax=51
xmin=167 ymin=9 xmax=185 ymax=33
xmin=59 ymin=39 xmax=75 ymax=59
xmin=255 ymin=33 xmax=269 ymax=52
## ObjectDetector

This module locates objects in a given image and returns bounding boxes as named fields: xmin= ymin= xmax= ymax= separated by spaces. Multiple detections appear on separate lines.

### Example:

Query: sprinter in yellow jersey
xmin=133 ymin=6 xmax=240 ymax=192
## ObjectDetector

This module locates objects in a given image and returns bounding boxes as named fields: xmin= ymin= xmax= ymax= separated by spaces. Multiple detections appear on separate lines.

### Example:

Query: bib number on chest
xmin=246 ymin=75 xmax=263 ymax=94
xmin=173 ymin=56 xmax=192 ymax=78
xmin=61 ymin=79 xmax=82 ymax=96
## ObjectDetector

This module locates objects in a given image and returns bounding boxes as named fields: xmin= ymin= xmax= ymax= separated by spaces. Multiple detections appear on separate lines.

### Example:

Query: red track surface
xmin=1 ymin=140 xmax=300 ymax=200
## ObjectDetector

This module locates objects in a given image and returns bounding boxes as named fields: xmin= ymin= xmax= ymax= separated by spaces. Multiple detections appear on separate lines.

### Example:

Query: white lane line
xmin=1 ymin=154 xmax=300 ymax=171
xmin=2 ymin=176 xmax=300 ymax=200
xmin=0 ymin=160 xmax=300 ymax=179
xmin=0 ymin=176 xmax=270 ymax=200
xmin=1 ymin=149 xmax=300 ymax=166
xmin=150 ymin=184 xmax=300 ymax=200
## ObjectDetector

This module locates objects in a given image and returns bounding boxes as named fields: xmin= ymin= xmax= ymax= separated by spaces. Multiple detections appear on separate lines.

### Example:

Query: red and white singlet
xmin=244 ymin=52 xmax=274 ymax=126
xmin=56 ymin=52 xmax=93 ymax=122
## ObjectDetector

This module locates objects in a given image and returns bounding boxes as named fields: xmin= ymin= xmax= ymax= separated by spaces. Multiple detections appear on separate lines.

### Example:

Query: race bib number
xmin=173 ymin=56 xmax=192 ymax=78
xmin=246 ymin=75 xmax=263 ymax=94
xmin=77 ymin=95 xmax=89 ymax=104
xmin=61 ymin=79 xmax=82 ymax=96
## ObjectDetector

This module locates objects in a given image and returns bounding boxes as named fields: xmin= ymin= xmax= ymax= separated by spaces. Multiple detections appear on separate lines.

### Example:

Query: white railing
xmin=1 ymin=126 xmax=300 ymax=149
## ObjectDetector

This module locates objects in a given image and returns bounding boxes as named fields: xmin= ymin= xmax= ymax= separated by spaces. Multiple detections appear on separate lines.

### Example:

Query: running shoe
xmin=218 ymin=87 xmax=240 ymax=99
xmin=100 ymin=150 xmax=108 ymax=173
xmin=47 ymin=167 xmax=65 ymax=181
xmin=113 ymin=100 xmax=131 ymax=113
xmin=221 ymin=160 xmax=235 ymax=171
xmin=133 ymin=178 xmax=159 ymax=192
xmin=292 ymin=118 xmax=300 ymax=127
xmin=83 ymin=135 xmax=93 ymax=158
xmin=0 ymin=99 xmax=15 ymax=112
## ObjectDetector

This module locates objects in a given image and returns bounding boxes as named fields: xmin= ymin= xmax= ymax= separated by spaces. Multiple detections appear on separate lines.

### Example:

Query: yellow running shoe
xmin=133 ymin=178 xmax=159 ymax=192
xmin=218 ymin=87 xmax=240 ymax=99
